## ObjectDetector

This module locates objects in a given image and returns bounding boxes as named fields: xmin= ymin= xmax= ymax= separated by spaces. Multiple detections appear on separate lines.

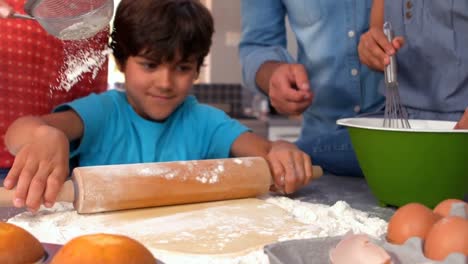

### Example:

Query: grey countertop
xmin=0 ymin=174 xmax=395 ymax=222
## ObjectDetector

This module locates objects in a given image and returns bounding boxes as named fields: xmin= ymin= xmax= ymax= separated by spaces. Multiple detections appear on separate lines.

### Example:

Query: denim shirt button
xmin=405 ymin=11 xmax=412 ymax=19
xmin=406 ymin=1 xmax=413 ymax=9
xmin=354 ymin=105 xmax=361 ymax=113
xmin=347 ymin=30 xmax=355 ymax=38
xmin=351 ymin=68 xmax=359 ymax=76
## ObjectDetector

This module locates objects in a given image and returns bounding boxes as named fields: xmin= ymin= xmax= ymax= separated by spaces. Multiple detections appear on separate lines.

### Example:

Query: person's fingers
xmin=359 ymin=44 xmax=385 ymax=71
xmin=276 ymin=99 xmax=312 ymax=115
xmin=366 ymin=37 xmax=390 ymax=67
xmin=370 ymin=54 xmax=386 ymax=70
xmin=43 ymin=168 xmax=67 ymax=208
xmin=292 ymin=151 xmax=305 ymax=187
xmin=267 ymin=156 xmax=285 ymax=190
xmin=25 ymin=163 xmax=51 ymax=212
xmin=303 ymin=154 xmax=313 ymax=185
xmin=14 ymin=161 xmax=38 ymax=208
xmin=282 ymin=155 xmax=297 ymax=194
xmin=291 ymin=65 xmax=311 ymax=93
xmin=272 ymin=76 xmax=310 ymax=103
xmin=358 ymin=41 xmax=371 ymax=65
xmin=392 ymin=37 xmax=405 ymax=50
xmin=269 ymin=64 xmax=313 ymax=115
xmin=270 ymin=82 xmax=312 ymax=115
xmin=372 ymin=28 xmax=395 ymax=55
xmin=3 ymin=157 xmax=25 ymax=189
xmin=358 ymin=32 xmax=388 ymax=71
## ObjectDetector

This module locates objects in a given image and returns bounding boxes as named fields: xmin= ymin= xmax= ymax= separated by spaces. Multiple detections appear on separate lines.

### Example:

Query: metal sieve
xmin=11 ymin=0 xmax=113 ymax=40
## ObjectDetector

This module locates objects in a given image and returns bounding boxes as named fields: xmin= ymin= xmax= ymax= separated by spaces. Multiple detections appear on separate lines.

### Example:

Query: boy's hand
xmin=266 ymin=140 xmax=314 ymax=194
xmin=3 ymin=126 xmax=70 ymax=212
xmin=358 ymin=27 xmax=405 ymax=71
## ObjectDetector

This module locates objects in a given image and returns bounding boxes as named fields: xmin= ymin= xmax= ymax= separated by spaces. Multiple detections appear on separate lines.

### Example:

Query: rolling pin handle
xmin=0 ymin=180 xmax=75 ymax=208
xmin=59 ymin=180 xmax=75 ymax=203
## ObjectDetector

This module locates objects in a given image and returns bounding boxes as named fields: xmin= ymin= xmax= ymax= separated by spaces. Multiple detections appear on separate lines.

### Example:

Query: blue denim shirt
xmin=385 ymin=0 xmax=468 ymax=121
xmin=239 ymin=0 xmax=384 ymax=140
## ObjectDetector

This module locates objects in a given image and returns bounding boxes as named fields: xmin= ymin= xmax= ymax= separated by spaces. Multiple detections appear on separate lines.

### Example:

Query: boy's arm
xmin=5 ymin=111 xmax=83 ymax=154
xmin=230 ymin=132 xmax=314 ymax=194
xmin=229 ymin=132 xmax=271 ymax=158
xmin=4 ymin=110 xmax=83 ymax=212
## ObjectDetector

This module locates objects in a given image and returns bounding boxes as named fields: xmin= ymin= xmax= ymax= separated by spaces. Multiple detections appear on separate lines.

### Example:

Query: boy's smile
xmin=122 ymin=56 xmax=198 ymax=121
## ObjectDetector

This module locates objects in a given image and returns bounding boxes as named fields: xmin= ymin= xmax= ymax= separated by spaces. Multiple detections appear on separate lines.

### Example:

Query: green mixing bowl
xmin=337 ymin=117 xmax=468 ymax=208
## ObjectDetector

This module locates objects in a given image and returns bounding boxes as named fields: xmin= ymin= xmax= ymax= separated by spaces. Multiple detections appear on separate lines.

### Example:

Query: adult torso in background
xmin=0 ymin=0 xmax=109 ymax=169
xmin=283 ymin=0 xmax=384 ymax=137
xmin=384 ymin=0 xmax=468 ymax=120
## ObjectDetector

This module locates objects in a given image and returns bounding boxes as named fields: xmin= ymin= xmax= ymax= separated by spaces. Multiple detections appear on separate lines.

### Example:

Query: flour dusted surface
xmin=8 ymin=197 xmax=387 ymax=264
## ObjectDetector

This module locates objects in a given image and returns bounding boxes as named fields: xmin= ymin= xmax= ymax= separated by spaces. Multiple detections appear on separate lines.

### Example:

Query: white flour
xmin=125 ymin=161 xmax=222 ymax=183
xmin=8 ymin=197 xmax=387 ymax=264
xmin=54 ymin=44 xmax=111 ymax=92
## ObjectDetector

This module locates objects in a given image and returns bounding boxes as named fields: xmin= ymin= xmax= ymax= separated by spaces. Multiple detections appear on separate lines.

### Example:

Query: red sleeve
xmin=0 ymin=0 xmax=109 ymax=168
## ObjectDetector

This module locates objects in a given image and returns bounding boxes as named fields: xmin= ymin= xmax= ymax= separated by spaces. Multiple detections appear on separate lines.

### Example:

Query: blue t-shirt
xmin=55 ymin=90 xmax=249 ymax=167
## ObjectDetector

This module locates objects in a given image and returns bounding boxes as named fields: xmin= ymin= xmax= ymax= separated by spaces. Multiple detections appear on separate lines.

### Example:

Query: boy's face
xmin=122 ymin=56 xmax=199 ymax=121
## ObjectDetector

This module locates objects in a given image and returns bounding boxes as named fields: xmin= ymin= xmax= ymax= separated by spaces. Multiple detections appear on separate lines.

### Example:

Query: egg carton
xmin=380 ymin=202 xmax=467 ymax=264
xmin=264 ymin=203 xmax=467 ymax=264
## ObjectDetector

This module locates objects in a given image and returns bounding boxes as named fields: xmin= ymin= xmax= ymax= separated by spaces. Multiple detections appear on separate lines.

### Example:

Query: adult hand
xmin=454 ymin=108 xmax=468 ymax=129
xmin=265 ymin=62 xmax=314 ymax=115
xmin=0 ymin=0 xmax=13 ymax=18
xmin=358 ymin=26 xmax=405 ymax=71
xmin=3 ymin=126 xmax=70 ymax=212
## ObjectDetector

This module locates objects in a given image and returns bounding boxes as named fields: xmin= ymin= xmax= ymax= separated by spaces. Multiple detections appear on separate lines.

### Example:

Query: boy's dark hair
xmin=111 ymin=0 xmax=214 ymax=71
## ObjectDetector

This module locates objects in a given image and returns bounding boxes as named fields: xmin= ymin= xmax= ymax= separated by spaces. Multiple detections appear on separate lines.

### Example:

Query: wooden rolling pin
xmin=0 ymin=157 xmax=323 ymax=214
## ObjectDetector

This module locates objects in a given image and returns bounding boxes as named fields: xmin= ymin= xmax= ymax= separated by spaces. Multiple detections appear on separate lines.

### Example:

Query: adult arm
xmin=238 ymin=0 xmax=313 ymax=115
xmin=0 ymin=0 xmax=13 ymax=18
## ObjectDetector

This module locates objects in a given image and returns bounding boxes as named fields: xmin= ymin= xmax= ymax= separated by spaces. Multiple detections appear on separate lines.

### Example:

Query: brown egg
xmin=424 ymin=216 xmax=468 ymax=261
xmin=433 ymin=199 xmax=468 ymax=218
xmin=387 ymin=203 xmax=439 ymax=244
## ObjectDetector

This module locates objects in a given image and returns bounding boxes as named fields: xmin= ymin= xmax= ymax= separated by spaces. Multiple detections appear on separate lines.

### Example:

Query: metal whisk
xmin=383 ymin=22 xmax=411 ymax=129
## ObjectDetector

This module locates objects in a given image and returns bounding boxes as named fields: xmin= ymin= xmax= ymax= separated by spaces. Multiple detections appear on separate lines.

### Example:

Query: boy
xmin=3 ymin=0 xmax=316 ymax=212
xmin=358 ymin=0 xmax=468 ymax=123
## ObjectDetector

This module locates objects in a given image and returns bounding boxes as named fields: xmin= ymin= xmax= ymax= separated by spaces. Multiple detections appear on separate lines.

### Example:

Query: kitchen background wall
xmin=201 ymin=0 xmax=297 ymax=84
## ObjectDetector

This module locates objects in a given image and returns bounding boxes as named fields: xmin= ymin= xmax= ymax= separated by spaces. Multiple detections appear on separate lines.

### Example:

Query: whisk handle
xmin=383 ymin=22 xmax=397 ymax=85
